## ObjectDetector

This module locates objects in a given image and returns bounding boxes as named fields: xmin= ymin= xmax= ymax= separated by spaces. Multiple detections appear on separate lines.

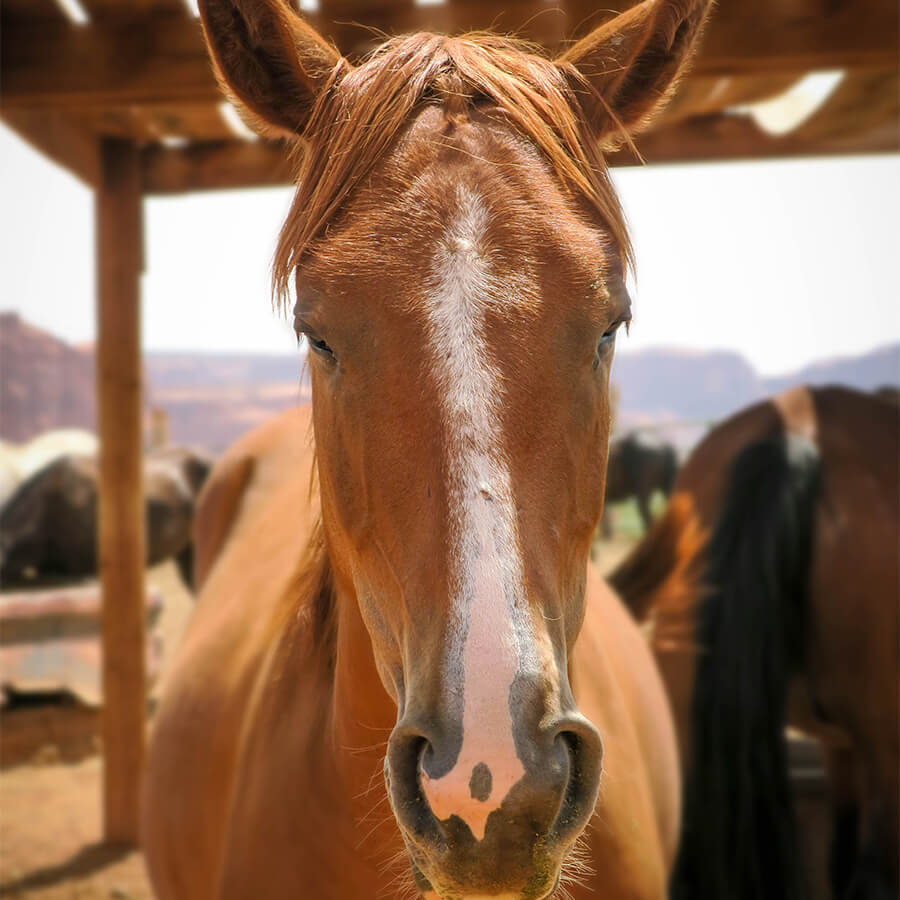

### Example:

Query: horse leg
xmin=601 ymin=507 xmax=613 ymax=539
xmin=843 ymin=744 xmax=899 ymax=900
xmin=822 ymin=745 xmax=860 ymax=898
xmin=175 ymin=543 xmax=195 ymax=592
xmin=636 ymin=491 xmax=653 ymax=533
xmin=844 ymin=814 xmax=897 ymax=900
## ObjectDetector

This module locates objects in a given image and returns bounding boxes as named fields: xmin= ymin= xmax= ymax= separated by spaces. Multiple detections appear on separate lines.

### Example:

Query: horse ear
xmin=198 ymin=0 xmax=341 ymax=138
xmin=557 ymin=0 xmax=711 ymax=144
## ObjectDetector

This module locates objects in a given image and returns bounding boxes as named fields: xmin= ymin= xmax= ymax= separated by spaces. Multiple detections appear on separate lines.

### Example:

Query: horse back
xmin=805 ymin=389 xmax=899 ymax=809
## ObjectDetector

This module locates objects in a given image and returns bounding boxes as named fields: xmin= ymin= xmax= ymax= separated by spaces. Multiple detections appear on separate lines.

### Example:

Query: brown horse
xmin=141 ymin=1 xmax=712 ymax=897
xmin=609 ymin=386 xmax=899 ymax=900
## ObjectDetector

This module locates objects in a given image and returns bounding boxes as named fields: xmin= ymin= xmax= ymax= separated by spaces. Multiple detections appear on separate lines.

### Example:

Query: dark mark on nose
xmin=469 ymin=762 xmax=492 ymax=802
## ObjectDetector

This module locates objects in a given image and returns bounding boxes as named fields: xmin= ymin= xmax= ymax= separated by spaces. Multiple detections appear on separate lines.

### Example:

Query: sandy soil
xmin=0 ymin=758 xmax=152 ymax=899
xmin=0 ymin=560 xmax=194 ymax=899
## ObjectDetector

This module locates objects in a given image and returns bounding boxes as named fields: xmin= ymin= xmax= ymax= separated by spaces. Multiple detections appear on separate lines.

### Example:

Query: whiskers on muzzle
xmin=384 ymin=704 xmax=603 ymax=900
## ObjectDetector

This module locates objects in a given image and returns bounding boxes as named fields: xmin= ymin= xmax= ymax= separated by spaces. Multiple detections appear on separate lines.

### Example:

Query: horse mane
xmin=273 ymin=516 xmax=337 ymax=675
xmin=273 ymin=31 xmax=633 ymax=308
xmin=607 ymin=492 xmax=708 ymax=647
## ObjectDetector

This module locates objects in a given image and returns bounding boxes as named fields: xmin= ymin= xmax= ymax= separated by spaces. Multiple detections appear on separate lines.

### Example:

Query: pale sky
xmin=1 ymin=123 xmax=898 ymax=375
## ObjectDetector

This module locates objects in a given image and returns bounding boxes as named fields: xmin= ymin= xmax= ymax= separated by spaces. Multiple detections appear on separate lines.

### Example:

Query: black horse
xmin=602 ymin=431 xmax=678 ymax=536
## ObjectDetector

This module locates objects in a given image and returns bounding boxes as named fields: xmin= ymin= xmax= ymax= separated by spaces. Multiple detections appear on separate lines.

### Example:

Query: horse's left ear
xmin=557 ymin=0 xmax=712 ymax=144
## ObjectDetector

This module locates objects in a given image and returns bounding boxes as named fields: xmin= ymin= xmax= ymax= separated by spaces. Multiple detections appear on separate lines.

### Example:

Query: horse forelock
xmin=273 ymin=31 xmax=632 ymax=309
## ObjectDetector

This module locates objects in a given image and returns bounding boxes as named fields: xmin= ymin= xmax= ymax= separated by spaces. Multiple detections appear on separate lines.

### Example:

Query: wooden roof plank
xmin=141 ymin=112 xmax=899 ymax=195
xmin=565 ymin=0 xmax=899 ymax=74
xmin=2 ymin=0 xmax=68 ymax=22
xmin=141 ymin=139 xmax=293 ymax=193
xmin=792 ymin=69 xmax=900 ymax=145
xmin=73 ymin=107 xmax=165 ymax=141
xmin=613 ymin=110 xmax=900 ymax=167
xmin=0 ymin=16 xmax=219 ymax=109
xmin=143 ymin=103 xmax=236 ymax=141
xmin=3 ymin=0 xmax=897 ymax=109
xmin=80 ymin=0 xmax=188 ymax=19
xmin=660 ymin=74 xmax=807 ymax=125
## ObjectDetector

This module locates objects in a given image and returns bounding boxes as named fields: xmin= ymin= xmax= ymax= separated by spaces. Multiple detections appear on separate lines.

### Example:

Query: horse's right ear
xmin=198 ymin=0 xmax=341 ymax=138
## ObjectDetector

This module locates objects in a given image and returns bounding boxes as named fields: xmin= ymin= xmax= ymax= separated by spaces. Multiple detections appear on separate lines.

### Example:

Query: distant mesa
xmin=0 ymin=312 xmax=96 ymax=443
xmin=0 ymin=313 xmax=311 ymax=453
xmin=0 ymin=312 xmax=895 ymax=455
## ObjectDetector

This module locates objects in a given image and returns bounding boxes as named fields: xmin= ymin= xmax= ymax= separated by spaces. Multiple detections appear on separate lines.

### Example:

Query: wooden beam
xmin=141 ymin=139 xmax=294 ymax=194
xmin=792 ymin=69 xmax=900 ymax=146
xmin=1 ymin=109 xmax=101 ymax=187
xmin=141 ymin=112 xmax=899 ymax=194
xmin=96 ymin=138 xmax=146 ymax=846
xmin=3 ymin=1 xmax=897 ymax=109
xmin=676 ymin=0 xmax=899 ymax=78
xmin=658 ymin=74 xmax=804 ymax=126
xmin=1 ymin=16 xmax=220 ymax=109
xmin=607 ymin=112 xmax=900 ymax=167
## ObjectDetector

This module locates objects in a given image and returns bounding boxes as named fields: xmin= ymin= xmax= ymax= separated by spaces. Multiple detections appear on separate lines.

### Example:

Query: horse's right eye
xmin=294 ymin=315 xmax=336 ymax=363
xmin=307 ymin=334 xmax=334 ymax=359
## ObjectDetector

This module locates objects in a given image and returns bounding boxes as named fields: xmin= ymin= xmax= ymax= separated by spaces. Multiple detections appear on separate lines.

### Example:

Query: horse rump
xmin=672 ymin=432 xmax=820 ymax=900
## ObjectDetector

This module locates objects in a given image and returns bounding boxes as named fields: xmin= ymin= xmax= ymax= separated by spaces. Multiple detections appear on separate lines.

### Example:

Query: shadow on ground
xmin=0 ymin=842 xmax=135 ymax=896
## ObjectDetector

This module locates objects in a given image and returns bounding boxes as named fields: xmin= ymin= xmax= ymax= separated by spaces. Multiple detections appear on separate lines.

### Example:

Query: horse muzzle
xmin=385 ymin=709 xmax=603 ymax=899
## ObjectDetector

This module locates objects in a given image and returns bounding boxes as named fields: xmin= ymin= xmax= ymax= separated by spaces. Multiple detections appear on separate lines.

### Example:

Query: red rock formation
xmin=0 ymin=314 xmax=96 ymax=442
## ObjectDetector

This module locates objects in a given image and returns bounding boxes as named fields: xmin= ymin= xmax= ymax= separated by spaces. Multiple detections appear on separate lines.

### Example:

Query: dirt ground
xmin=0 ymin=757 xmax=152 ymax=899
xmin=0 ymin=543 xmax=637 ymax=899
xmin=0 ymin=560 xmax=194 ymax=899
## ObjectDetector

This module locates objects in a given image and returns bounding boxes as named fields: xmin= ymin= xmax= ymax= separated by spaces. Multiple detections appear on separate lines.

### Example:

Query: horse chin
xmin=407 ymin=848 xmax=562 ymax=900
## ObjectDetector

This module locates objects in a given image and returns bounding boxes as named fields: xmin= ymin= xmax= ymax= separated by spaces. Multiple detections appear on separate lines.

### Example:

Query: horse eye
xmin=306 ymin=334 xmax=335 ymax=359
xmin=294 ymin=315 xmax=336 ymax=362
xmin=593 ymin=317 xmax=629 ymax=369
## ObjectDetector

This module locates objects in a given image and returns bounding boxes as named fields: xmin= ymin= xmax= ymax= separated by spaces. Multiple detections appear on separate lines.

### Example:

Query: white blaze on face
xmin=419 ymin=186 xmax=529 ymax=842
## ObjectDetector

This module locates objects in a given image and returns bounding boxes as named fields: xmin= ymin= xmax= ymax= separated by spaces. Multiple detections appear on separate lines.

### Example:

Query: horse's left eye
xmin=593 ymin=317 xmax=629 ymax=369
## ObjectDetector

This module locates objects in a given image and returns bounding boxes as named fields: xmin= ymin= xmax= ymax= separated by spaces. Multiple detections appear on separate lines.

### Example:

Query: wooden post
xmin=96 ymin=138 xmax=146 ymax=845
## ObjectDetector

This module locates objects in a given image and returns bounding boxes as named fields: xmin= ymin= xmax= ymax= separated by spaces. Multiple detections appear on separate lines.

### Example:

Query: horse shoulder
xmin=213 ymin=621 xmax=364 ymax=899
xmin=571 ymin=566 xmax=681 ymax=894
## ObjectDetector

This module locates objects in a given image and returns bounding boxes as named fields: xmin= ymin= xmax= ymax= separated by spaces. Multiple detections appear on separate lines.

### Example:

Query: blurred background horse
xmin=602 ymin=430 xmax=678 ymax=537
xmin=0 ymin=446 xmax=212 ymax=589
xmin=610 ymin=385 xmax=899 ymax=900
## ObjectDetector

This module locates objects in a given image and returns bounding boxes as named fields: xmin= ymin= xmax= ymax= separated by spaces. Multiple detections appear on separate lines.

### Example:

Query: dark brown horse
xmin=602 ymin=431 xmax=678 ymax=535
xmin=610 ymin=385 xmax=899 ymax=900
xmin=141 ymin=1 xmax=713 ymax=898
xmin=0 ymin=447 xmax=212 ymax=589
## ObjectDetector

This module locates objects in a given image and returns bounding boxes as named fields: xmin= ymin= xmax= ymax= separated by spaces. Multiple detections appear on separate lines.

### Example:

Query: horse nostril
xmin=551 ymin=719 xmax=603 ymax=842
xmin=386 ymin=730 xmax=441 ymax=843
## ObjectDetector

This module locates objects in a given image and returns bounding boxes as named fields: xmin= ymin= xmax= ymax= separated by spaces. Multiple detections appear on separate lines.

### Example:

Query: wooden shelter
xmin=1 ymin=0 xmax=897 ymax=846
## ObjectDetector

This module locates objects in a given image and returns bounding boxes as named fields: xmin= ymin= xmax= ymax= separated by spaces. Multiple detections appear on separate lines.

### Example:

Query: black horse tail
xmin=671 ymin=432 xmax=821 ymax=900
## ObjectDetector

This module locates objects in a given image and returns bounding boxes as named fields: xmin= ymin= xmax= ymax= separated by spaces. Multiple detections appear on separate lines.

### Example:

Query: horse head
xmin=199 ymin=2 xmax=709 ymax=896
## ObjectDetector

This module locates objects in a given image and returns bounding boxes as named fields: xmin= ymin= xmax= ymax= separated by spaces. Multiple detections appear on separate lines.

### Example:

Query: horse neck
xmin=310 ymin=569 xmax=401 ymax=862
